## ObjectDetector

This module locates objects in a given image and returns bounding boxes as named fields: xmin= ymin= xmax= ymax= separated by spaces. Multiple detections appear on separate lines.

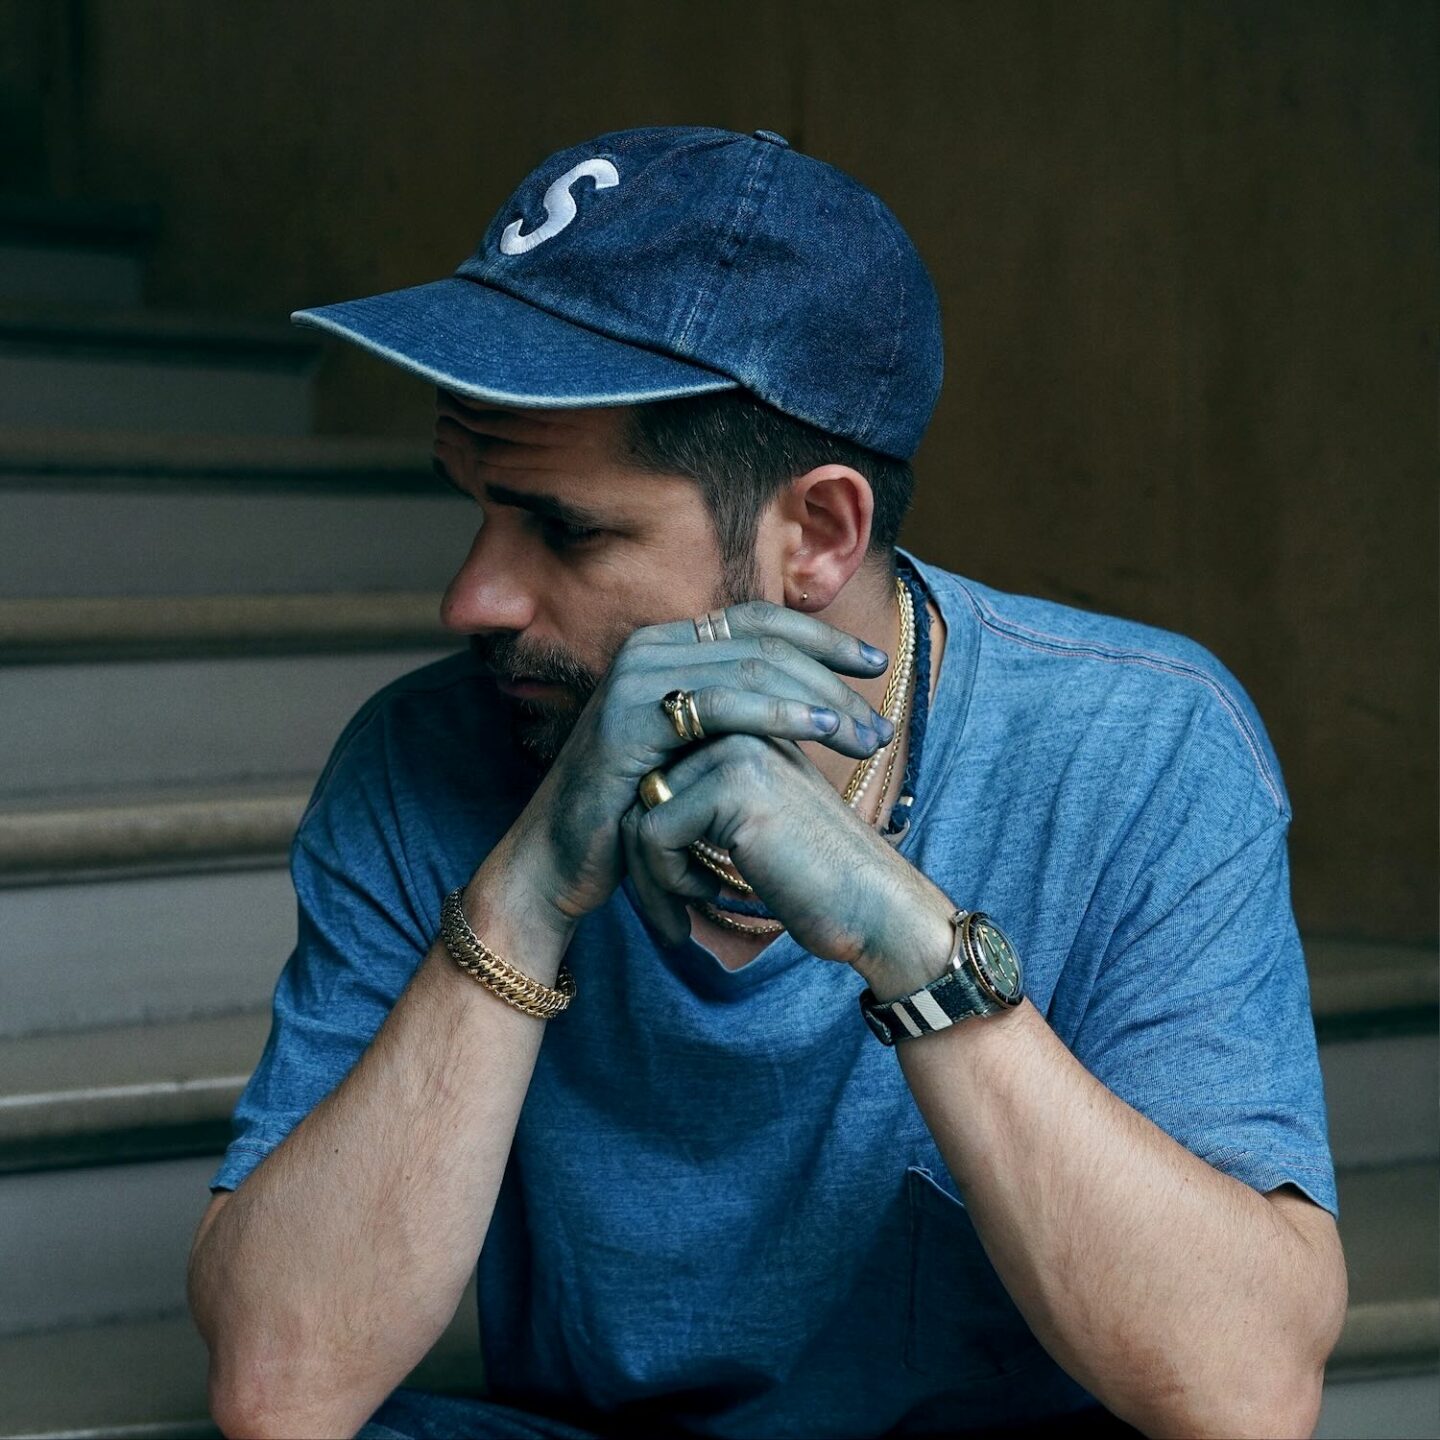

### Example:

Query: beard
xmin=470 ymin=565 xmax=761 ymax=771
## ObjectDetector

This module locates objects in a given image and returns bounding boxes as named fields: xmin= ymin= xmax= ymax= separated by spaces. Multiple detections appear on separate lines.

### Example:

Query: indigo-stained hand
xmin=620 ymin=729 xmax=947 ymax=971
xmin=508 ymin=600 xmax=895 ymax=936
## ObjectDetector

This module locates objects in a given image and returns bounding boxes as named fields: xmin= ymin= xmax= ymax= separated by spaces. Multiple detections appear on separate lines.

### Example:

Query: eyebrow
xmin=432 ymin=457 xmax=611 ymax=529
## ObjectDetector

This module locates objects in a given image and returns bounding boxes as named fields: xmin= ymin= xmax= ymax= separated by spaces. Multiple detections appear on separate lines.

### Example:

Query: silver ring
xmin=693 ymin=608 xmax=732 ymax=643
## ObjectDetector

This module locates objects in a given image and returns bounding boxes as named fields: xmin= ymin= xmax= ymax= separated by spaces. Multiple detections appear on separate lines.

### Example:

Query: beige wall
xmin=12 ymin=0 xmax=1436 ymax=943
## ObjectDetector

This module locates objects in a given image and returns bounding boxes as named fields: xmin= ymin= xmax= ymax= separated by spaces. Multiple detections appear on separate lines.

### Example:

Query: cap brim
xmin=292 ymin=276 xmax=740 ymax=408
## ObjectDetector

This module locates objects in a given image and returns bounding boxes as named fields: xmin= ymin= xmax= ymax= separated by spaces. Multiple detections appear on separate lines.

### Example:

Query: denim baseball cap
xmin=292 ymin=125 xmax=943 ymax=461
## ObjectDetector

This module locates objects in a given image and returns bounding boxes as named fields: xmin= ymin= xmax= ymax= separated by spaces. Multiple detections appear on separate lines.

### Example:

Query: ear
xmin=767 ymin=465 xmax=874 ymax=610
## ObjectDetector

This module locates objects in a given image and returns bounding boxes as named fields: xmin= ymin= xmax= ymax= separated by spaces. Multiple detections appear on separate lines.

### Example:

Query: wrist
xmin=466 ymin=842 xmax=577 ymax=978
xmin=853 ymin=892 xmax=956 ymax=1003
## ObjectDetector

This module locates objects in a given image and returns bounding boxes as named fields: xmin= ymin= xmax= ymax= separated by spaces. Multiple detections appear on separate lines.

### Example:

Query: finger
xmin=631 ymin=640 xmax=894 ymax=757
xmin=636 ymin=598 xmax=890 ymax=678
xmin=694 ymin=653 xmax=892 ymax=760
xmin=684 ymin=680 xmax=877 ymax=760
xmin=620 ymin=805 xmax=693 ymax=947
xmin=634 ymin=764 xmax=745 ymax=869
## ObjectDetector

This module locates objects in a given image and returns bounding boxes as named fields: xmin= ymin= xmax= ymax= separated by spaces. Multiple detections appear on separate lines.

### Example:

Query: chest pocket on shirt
xmin=904 ymin=1165 xmax=1050 ymax=1382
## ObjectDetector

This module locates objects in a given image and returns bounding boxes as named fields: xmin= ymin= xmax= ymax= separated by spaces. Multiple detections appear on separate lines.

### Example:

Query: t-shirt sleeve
xmin=1067 ymin=692 xmax=1339 ymax=1220
xmin=209 ymin=698 xmax=434 ymax=1194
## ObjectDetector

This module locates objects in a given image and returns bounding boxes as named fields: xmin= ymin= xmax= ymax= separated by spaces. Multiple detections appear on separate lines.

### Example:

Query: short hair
xmin=620 ymin=390 xmax=915 ymax=599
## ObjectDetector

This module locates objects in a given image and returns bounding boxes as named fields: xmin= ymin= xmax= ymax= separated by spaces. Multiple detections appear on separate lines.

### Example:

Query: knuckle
xmin=731 ymin=599 xmax=770 ymax=628
xmin=696 ymin=684 xmax=730 ymax=721
xmin=757 ymin=633 xmax=789 ymax=663
xmin=737 ymin=656 xmax=766 ymax=688
xmin=613 ymin=625 xmax=660 ymax=670
xmin=720 ymin=735 xmax=771 ymax=785
xmin=636 ymin=806 xmax=666 ymax=847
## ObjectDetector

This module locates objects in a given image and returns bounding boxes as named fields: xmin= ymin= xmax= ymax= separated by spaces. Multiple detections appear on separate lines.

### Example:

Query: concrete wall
xmin=9 ymin=0 xmax=1436 ymax=944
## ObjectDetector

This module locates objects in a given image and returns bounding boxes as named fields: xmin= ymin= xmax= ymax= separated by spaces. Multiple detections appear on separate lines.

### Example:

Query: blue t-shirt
xmin=211 ymin=551 xmax=1337 ymax=1438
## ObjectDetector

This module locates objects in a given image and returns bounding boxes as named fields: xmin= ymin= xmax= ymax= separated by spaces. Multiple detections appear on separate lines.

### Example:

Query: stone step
xmin=0 ymin=196 xmax=156 ymax=310
xmin=0 ymin=1278 xmax=480 ymax=1440
xmin=0 ymin=643 xmax=456 ymax=804
xmin=0 ymin=430 xmax=467 ymax=599
xmin=1315 ymin=1368 xmax=1440 ymax=1439
xmin=0 ymin=592 xmax=452 ymax=661
xmin=0 ymin=305 xmax=323 ymax=434
xmin=0 ymin=783 xmax=305 ymax=887
xmin=0 ymin=1160 xmax=1427 ymax=1437
xmin=1 ymin=866 xmax=294 ymax=1040
xmin=0 ymin=1013 xmax=270 ymax=1173
xmin=0 ymin=426 xmax=431 ymax=485
xmin=1306 ymin=936 xmax=1440 ymax=1040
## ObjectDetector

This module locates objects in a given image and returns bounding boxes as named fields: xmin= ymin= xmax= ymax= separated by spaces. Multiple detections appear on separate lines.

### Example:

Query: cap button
xmin=752 ymin=129 xmax=790 ymax=148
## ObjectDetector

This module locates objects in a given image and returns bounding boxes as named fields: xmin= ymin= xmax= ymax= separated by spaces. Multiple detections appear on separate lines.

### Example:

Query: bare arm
xmin=187 ymin=830 xmax=573 ymax=1440
xmin=871 ymin=904 xmax=1348 ymax=1438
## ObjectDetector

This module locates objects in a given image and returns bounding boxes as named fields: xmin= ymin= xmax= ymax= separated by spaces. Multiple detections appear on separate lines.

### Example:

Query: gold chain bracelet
xmin=440 ymin=887 xmax=575 ymax=1019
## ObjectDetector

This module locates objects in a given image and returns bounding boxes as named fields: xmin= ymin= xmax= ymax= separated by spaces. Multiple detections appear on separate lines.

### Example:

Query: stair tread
xmin=0 ymin=775 xmax=311 ymax=819
xmin=0 ymin=425 xmax=431 ymax=480
xmin=1306 ymin=937 xmax=1438 ymax=1023
xmin=0 ymin=590 xmax=451 ymax=661
xmin=0 ymin=1012 xmax=272 ymax=1145
xmin=1336 ymin=1162 xmax=1439 ymax=1309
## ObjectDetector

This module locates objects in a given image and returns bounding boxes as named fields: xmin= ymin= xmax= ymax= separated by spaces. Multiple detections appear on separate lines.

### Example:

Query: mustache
xmin=468 ymin=633 xmax=597 ymax=694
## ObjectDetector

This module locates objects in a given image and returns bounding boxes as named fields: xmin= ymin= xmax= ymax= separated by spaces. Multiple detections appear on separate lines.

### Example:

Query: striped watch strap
xmin=858 ymin=909 xmax=1005 ymax=1045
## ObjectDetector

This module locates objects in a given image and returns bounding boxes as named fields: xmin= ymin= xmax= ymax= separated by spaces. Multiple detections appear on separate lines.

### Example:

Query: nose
xmin=439 ymin=519 xmax=539 ymax=636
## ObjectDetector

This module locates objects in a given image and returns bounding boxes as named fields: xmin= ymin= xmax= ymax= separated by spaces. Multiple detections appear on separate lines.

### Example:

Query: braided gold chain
xmin=440 ymin=888 xmax=575 ymax=1018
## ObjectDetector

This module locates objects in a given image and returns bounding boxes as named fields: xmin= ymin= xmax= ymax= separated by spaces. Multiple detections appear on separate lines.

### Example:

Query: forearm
xmin=891 ymin=987 xmax=1339 ymax=1437
xmin=190 ymin=838 xmax=570 ymax=1439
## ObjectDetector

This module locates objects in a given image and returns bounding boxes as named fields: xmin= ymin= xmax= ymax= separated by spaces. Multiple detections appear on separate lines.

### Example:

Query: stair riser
xmin=0 ymin=243 xmax=145 ymax=309
xmin=1316 ymin=1369 xmax=1440 ymax=1437
xmin=0 ymin=352 xmax=312 ymax=434
xmin=0 ymin=489 xmax=470 ymax=598
xmin=0 ymin=648 xmax=456 ymax=801
xmin=0 ymin=868 xmax=293 ymax=1038
xmin=0 ymin=1155 xmax=215 ymax=1335
xmin=1320 ymin=1032 xmax=1440 ymax=1168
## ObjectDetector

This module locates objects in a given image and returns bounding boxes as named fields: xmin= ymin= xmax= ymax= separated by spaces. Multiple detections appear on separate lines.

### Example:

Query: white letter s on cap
xmin=500 ymin=158 xmax=621 ymax=256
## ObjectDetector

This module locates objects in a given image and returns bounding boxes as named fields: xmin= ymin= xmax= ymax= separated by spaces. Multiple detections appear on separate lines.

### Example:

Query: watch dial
xmin=970 ymin=917 xmax=1023 ymax=1003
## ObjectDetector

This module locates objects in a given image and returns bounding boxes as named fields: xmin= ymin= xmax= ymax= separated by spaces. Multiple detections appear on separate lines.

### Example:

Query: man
xmin=187 ymin=126 xmax=1346 ymax=1439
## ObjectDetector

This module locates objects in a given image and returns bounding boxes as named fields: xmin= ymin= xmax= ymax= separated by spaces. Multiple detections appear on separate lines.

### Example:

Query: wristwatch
xmin=859 ymin=909 xmax=1024 ymax=1045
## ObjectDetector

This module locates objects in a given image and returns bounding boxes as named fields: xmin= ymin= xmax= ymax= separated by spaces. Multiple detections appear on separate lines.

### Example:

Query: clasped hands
xmin=518 ymin=600 xmax=955 ymax=992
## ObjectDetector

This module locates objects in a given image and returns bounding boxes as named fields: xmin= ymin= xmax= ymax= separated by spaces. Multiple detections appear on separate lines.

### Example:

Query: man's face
xmin=433 ymin=389 xmax=761 ymax=766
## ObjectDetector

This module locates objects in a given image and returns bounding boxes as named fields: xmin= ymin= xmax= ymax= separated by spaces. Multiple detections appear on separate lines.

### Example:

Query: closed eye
xmin=540 ymin=516 xmax=604 ymax=549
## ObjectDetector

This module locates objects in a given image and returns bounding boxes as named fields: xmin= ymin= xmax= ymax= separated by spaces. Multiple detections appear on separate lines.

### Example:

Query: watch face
xmin=966 ymin=915 xmax=1023 ymax=1005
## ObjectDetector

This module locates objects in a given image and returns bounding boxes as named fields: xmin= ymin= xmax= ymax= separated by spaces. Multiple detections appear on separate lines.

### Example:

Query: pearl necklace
xmin=693 ymin=577 xmax=918 ymax=935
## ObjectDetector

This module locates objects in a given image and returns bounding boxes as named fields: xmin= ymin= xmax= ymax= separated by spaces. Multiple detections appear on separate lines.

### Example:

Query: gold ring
xmin=683 ymin=690 xmax=705 ymax=740
xmin=661 ymin=689 xmax=694 ymax=741
xmin=638 ymin=768 xmax=674 ymax=810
